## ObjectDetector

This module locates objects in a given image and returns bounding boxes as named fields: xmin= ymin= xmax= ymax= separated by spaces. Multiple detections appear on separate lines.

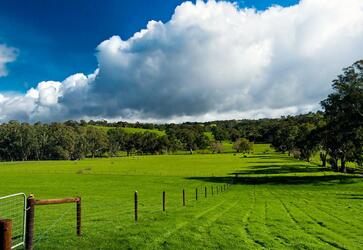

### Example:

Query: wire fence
xmin=0 ymin=184 xmax=232 ymax=249
xmin=0 ymin=193 xmax=26 ymax=249
xmin=33 ymin=205 xmax=75 ymax=248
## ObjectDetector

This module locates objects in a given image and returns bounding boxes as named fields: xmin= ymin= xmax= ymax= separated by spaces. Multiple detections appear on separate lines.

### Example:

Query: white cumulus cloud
xmin=1 ymin=0 xmax=363 ymax=122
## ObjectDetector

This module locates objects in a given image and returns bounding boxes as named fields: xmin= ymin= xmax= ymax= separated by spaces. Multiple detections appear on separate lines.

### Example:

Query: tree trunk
xmin=322 ymin=158 xmax=326 ymax=167
xmin=321 ymin=152 xmax=327 ymax=167
xmin=340 ymin=157 xmax=346 ymax=173
xmin=331 ymin=158 xmax=338 ymax=172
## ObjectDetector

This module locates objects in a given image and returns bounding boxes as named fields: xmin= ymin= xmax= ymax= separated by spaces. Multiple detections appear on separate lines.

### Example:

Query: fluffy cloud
xmin=0 ymin=44 xmax=17 ymax=77
xmin=1 ymin=0 xmax=363 ymax=122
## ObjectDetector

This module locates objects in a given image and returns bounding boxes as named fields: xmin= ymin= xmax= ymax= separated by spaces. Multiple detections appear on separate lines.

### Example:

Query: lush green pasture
xmin=88 ymin=125 xmax=166 ymax=136
xmin=0 ymin=145 xmax=363 ymax=249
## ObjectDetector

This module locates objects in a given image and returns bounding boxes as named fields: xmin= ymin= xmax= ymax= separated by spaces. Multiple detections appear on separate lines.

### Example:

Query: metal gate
xmin=0 ymin=193 xmax=26 ymax=249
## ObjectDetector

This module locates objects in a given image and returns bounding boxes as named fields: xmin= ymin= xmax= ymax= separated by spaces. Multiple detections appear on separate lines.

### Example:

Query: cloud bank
xmin=0 ymin=44 xmax=17 ymax=77
xmin=1 ymin=0 xmax=363 ymax=123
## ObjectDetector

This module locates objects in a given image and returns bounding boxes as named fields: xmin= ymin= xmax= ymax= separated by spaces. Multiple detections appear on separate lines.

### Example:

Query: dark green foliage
xmin=107 ymin=127 xmax=128 ymax=156
xmin=165 ymin=125 xmax=210 ymax=153
xmin=233 ymin=138 xmax=254 ymax=153
xmin=210 ymin=141 xmax=224 ymax=153
xmin=86 ymin=126 xmax=109 ymax=158
xmin=321 ymin=60 xmax=363 ymax=171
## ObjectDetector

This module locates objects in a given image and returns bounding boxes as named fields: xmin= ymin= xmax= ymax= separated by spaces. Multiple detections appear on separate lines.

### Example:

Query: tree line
xmin=0 ymin=122 xmax=215 ymax=161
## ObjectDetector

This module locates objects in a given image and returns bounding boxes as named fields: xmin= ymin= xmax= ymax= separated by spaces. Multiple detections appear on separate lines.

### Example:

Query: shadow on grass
xmin=186 ymin=175 xmax=363 ymax=185
xmin=246 ymin=161 xmax=298 ymax=164
xmin=244 ymin=155 xmax=292 ymax=160
xmin=336 ymin=193 xmax=363 ymax=200
xmin=230 ymin=164 xmax=323 ymax=175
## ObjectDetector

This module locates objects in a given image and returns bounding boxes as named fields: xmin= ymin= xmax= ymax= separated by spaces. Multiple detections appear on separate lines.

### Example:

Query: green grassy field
xmin=1 ymin=144 xmax=363 ymax=249
xmin=88 ymin=125 xmax=166 ymax=136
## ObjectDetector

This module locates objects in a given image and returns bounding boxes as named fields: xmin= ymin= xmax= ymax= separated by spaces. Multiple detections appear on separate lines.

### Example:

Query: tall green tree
xmin=107 ymin=128 xmax=128 ymax=156
xmin=321 ymin=60 xmax=363 ymax=172
xmin=86 ymin=127 xmax=109 ymax=158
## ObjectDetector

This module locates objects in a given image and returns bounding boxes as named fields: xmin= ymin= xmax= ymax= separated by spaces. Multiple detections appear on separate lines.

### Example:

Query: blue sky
xmin=0 ymin=0 xmax=298 ymax=93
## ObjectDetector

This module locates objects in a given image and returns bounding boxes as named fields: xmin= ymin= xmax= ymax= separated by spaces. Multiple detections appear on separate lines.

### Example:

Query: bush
xmin=233 ymin=138 xmax=254 ymax=153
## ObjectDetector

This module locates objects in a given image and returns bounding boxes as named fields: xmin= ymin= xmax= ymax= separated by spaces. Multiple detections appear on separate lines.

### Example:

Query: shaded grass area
xmin=0 ymin=144 xmax=363 ymax=249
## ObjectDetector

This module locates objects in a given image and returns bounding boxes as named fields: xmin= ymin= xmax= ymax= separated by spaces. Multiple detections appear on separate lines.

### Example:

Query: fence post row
xmin=162 ymin=191 xmax=166 ymax=212
xmin=196 ymin=188 xmax=198 ymax=201
xmin=205 ymin=187 xmax=207 ymax=198
xmin=0 ymin=219 xmax=12 ymax=250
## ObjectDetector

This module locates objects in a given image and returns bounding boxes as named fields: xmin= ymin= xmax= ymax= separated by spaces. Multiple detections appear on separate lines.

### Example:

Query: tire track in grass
xmin=234 ymin=187 xmax=264 ymax=249
xmin=288 ymin=202 xmax=348 ymax=250
xmin=245 ymin=186 xmax=287 ymax=249
xmin=261 ymin=188 xmax=290 ymax=247
xmin=184 ymin=195 xmax=243 ymax=249
xmin=270 ymin=191 xmax=347 ymax=250
xmin=149 ymin=188 xmax=233 ymax=247
xmin=289 ymin=190 xmax=363 ymax=232
xmin=285 ymin=190 xmax=363 ymax=243
xmin=262 ymin=193 xmax=293 ymax=247
xmin=203 ymin=187 xmax=261 ymax=249
xmin=165 ymin=191 xmax=244 ymax=247
xmin=262 ymin=195 xmax=298 ymax=247
xmin=244 ymin=185 xmax=266 ymax=249
xmin=268 ymin=189 xmax=341 ymax=249
xmin=289 ymin=202 xmax=352 ymax=249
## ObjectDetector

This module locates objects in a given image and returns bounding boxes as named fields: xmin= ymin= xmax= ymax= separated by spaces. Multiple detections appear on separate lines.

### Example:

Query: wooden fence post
xmin=134 ymin=191 xmax=138 ymax=222
xmin=25 ymin=195 xmax=35 ymax=250
xmin=205 ymin=187 xmax=207 ymax=198
xmin=0 ymin=219 xmax=12 ymax=250
xmin=162 ymin=191 xmax=166 ymax=212
xmin=182 ymin=189 xmax=186 ymax=206
xmin=195 ymin=188 xmax=198 ymax=201
xmin=76 ymin=197 xmax=81 ymax=236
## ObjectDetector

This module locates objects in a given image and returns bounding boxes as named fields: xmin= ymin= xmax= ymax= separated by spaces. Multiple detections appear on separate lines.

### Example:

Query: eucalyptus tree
xmin=321 ymin=60 xmax=363 ymax=172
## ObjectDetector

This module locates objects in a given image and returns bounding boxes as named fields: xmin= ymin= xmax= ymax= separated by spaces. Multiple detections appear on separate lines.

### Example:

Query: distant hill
xmin=88 ymin=125 xmax=166 ymax=136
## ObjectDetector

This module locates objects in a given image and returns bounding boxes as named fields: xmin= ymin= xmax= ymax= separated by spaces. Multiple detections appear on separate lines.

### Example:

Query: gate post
xmin=0 ymin=219 xmax=12 ymax=250
xmin=25 ymin=195 xmax=35 ymax=250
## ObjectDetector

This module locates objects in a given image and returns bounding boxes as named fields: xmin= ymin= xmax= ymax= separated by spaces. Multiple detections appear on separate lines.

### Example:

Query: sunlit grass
xmin=0 ymin=144 xmax=362 ymax=249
